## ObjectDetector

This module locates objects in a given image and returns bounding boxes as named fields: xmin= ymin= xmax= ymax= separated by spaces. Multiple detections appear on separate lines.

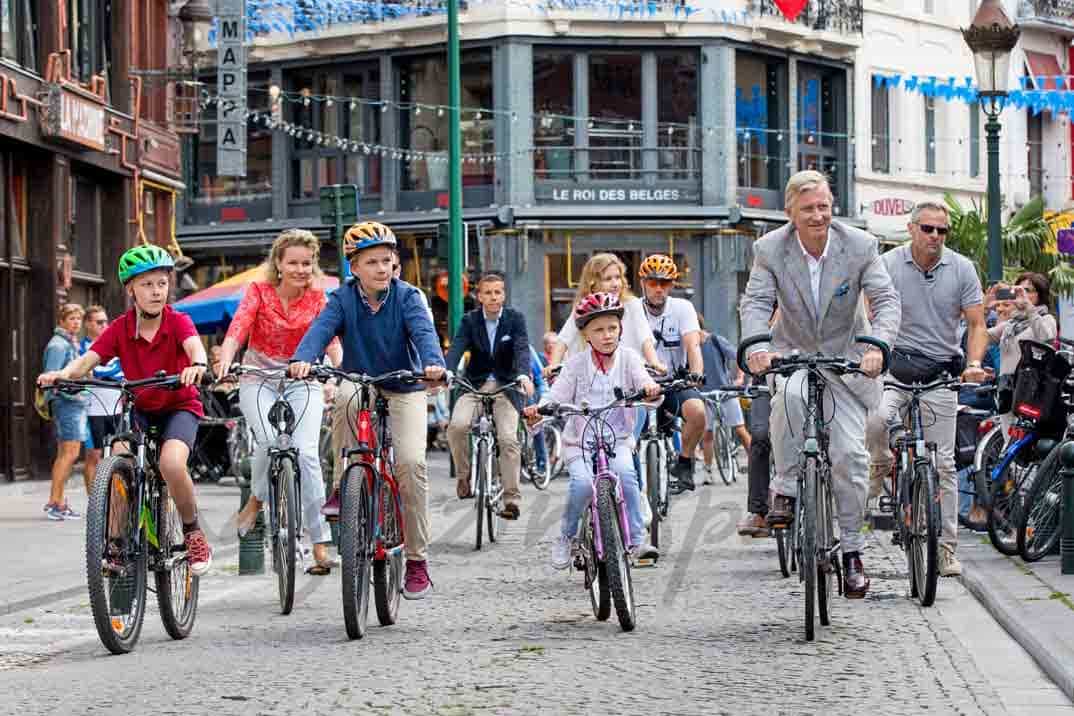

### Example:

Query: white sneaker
xmin=550 ymin=535 xmax=572 ymax=570
xmin=939 ymin=546 xmax=962 ymax=577
xmin=702 ymin=464 xmax=714 ymax=485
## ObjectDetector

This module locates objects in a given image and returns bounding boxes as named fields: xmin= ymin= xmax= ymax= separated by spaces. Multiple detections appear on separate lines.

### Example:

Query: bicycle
xmin=313 ymin=366 xmax=426 ymax=640
xmin=519 ymin=415 xmax=559 ymax=490
xmin=54 ymin=373 xmax=199 ymax=655
xmin=698 ymin=385 xmax=760 ymax=486
xmin=538 ymin=389 xmax=651 ymax=631
xmin=878 ymin=374 xmax=965 ymax=607
xmin=738 ymin=334 xmax=890 ymax=642
xmin=228 ymin=365 xmax=321 ymax=615
xmin=451 ymin=376 xmax=523 ymax=550
xmin=636 ymin=370 xmax=699 ymax=551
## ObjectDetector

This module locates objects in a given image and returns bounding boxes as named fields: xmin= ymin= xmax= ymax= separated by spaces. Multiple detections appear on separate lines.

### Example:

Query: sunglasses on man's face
xmin=917 ymin=223 xmax=949 ymax=236
xmin=647 ymin=279 xmax=674 ymax=287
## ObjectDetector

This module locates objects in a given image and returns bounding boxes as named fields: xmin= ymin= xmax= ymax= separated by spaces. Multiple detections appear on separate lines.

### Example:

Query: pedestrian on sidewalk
xmin=42 ymin=303 xmax=87 ymax=521
xmin=79 ymin=306 xmax=123 ymax=492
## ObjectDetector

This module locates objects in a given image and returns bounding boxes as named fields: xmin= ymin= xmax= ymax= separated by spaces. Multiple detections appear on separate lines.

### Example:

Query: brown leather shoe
xmin=736 ymin=513 xmax=769 ymax=537
xmin=843 ymin=552 xmax=871 ymax=599
xmin=456 ymin=479 xmax=472 ymax=499
xmin=499 ymin=502 xmax=520 ymax=520
xmin=766 ymin=495 xmax=795 ymax=527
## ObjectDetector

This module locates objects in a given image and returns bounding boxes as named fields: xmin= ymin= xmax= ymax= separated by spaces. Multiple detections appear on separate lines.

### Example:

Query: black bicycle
xmin=880 ymin=375 xmax=965 ymax=607
xmin=738 ymin=334 xmax=890 ymax=642
xmin=451 ymin=376 xmax=523 ymax=550
xmin=229 ymin=366 xmax=320 ymax=615
xmin=54 ymin=372 xmax=199 ymax=655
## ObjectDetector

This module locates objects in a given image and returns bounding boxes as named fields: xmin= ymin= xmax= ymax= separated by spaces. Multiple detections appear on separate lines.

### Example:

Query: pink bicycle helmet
xmin=574 ymin=292 xmax=625 ymax=330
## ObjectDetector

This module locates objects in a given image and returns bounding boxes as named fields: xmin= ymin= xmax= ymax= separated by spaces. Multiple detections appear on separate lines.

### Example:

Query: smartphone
xmin=996 ymin=288 xmax=1016 ymax=300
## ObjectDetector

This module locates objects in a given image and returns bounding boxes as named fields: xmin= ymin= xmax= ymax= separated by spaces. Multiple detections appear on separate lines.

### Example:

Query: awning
xmin=1024 ymin=50 xmax=1066 ymax=90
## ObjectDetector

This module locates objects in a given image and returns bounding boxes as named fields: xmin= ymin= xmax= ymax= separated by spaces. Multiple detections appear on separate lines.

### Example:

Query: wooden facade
xmin=0 ymin=0 xmax=184 ymax=481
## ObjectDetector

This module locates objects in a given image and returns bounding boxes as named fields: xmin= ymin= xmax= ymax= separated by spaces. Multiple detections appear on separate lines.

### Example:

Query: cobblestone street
xmin=0 ymin=454 xmax=1070 ymax=716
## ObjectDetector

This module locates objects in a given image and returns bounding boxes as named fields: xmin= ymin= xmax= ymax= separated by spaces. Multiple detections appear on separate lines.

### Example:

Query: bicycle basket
xmin=1010 ymin=340 xmax=1071 ymax=427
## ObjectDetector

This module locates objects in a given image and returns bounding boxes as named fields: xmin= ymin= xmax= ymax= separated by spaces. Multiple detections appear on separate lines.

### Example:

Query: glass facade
xmin=736 ymin=52 xmax=788 ymax=193
xmin=534 ymin=50 xmax=574 ymax=180
xmin=398 ymin=50 xmax=493 ymax=192
xmin=588 ymin=53 xmax=642 ymax=180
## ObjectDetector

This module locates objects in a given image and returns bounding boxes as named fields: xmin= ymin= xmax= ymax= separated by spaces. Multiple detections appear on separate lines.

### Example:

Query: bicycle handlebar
xmin=883 ymin=376 xmax=971 ymax=395
xmin=53 ymin=372 xmax=182 ymax=395
xmin=450 ymin=375 xmax=523 ymax=398
xmin=311 ymin=366 xmax=427 ymax=387
xmin=736 ymin=333 xmax=891 ymax=379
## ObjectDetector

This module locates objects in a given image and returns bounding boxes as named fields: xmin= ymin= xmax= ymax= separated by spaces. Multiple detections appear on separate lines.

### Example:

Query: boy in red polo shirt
xmin=38 ymin=245 xmax=213 ymax=575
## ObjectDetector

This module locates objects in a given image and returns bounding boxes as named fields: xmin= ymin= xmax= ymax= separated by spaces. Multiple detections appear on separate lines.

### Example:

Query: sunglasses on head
xmin=917 ymin=223 xmax=949 ymax=236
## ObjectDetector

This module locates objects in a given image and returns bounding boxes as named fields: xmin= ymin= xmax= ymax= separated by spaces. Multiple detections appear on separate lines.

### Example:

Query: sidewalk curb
xmin=960 ymin=564 xmax=1074 ymax=701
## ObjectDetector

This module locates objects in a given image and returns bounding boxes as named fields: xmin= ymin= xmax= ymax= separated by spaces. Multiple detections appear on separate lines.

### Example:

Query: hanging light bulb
xmin=475 ymin=111 xmax=482 ymax=121
xmin=437 ymin=106 xmax=444 ymax=117
xmin=381 ymin=102 xmax=389 ymax=113
xmin=325 ymin=97 xmax=334 ymax=107
xmin=414 ymin=104 xmax=422 ymax=115
xmin=350 ymin=99 xmax=357 ymax=111
xmin=303 ymin=95 xmax=311 ymax=107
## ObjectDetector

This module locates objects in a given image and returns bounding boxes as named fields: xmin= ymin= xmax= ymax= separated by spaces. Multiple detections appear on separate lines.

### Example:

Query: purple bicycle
xmin=539 ymin=389 xmax=649 ymax=632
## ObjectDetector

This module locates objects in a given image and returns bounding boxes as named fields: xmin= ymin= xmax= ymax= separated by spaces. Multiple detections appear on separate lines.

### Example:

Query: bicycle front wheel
xmin=714 ymin=427 xmax=732 ymax=486
xmin=340 ymin=464 xmax=374 ymax=640
xmin=1019 ymin=445 xmax=1063 ymax=562
xmin=816 ymin=470 xmax=836 ymax=627
xmin=475 ymin=440 xmax=488 ymax=551
xmin=86 ymin=455 xmax=147 ymax=654
xmin=272 ymin=457 xmax=298 ymax=615
xmin=775 ymin=527 xmax=790 ymax=578
xmin=911 ymin=463 xmax=940 ymax=607
xmin=597 ymin=479 xmax=636 ymax=631
xmin=155 ymin=482 xmax=199 ymax=640
xmin=646 ymin=441 xmax=662 ymax=549
xmin=543 ymin=422 xmax=564 ymax=482
xmin=800 ymin=458 xmax=818 ymax=642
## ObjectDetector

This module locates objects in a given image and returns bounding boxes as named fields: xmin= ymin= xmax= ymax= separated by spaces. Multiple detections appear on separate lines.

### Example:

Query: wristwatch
xmin=967 ymin=360 xmax=982 ymax=369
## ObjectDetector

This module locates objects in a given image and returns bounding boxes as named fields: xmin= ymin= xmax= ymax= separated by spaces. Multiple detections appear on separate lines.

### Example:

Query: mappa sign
xmin=871 ymin=198 xmax=914 ymax=216
xmin=216 ymin=0 xmax=246 ymax=177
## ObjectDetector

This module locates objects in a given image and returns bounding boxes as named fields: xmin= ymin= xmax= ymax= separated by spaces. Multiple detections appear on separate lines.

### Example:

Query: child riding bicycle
xmin=37 ymin=245 xmax=213 ymax=575
xmin=524 ymin=293 xmax=661 ymax=569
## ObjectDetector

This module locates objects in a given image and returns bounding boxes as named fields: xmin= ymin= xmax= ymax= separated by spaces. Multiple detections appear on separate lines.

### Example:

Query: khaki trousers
xmin=446 ymin=382 xmax=522 ymax=506
xmin=331 ymin=381 xmax=431 ymax=561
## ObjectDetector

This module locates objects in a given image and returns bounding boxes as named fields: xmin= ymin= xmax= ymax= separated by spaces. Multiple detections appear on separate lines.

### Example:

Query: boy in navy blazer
xmin=446 ymin=272 xmax=534 ymax=518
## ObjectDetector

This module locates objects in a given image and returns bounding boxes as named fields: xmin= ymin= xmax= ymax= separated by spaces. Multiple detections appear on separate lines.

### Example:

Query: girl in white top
xmin=546 ymin=253 xmax=666 ymax=374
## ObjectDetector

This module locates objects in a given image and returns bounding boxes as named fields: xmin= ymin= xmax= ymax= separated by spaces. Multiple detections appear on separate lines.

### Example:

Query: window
xmin=588 ymin=53 xmax=642 ymax=180
xmin=1028 ymin=110 xmax=1044 ymax=198
xmin=1 ymin=0 xmax=37 ymax=71
xmin=68 ymin=0 xmax=112 ymax=91
xmin=924 ymin=97 xmax=936 ymax=174
xmin=969 ymin=104 xmax=980 ymax=178
xmin=135 ymin=0 xmax=168 ymax=121
xmin=191 ymin=73 xmax=273 ymax=210
xmin=657 ymin=51 xmax=699 ymax=180
xmin=143 ymin=190 xmax=157 ymax=246
xmin=736 ymin=52 xmax=787 ymax=192
xmin=534 ymin=50 xmax=574 ymax=180
xmin=290 ymin=64 xmax=381 ymax=200
xmin=6 ymin=155 xmax=27 ymax=259
xmin=871 ymin=77 xmax=890 ymax=173
xmin=399 ymin=51 xmax=492 ymax=191
xmin=71 ymin=176 xmax=101 ymax=275
xmin=797 ymin=64 xmax=846 ymax=212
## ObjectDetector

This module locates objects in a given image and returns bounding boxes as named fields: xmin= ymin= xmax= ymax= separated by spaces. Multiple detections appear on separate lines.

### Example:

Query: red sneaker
xmin=184 ymin=529 xmax=213 ymax=576
xmin=321 ymin=488 xmax=341 ymax=518
xmin=403 ymin=559 xmax=432 ymax=600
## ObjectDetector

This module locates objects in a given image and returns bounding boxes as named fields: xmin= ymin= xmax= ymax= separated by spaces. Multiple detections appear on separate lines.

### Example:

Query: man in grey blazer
xmin=740 ymin=170 xmax=901 ymax=598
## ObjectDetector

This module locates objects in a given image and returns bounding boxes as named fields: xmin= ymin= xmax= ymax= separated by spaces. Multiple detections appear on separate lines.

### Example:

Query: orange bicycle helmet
xmin=574 ymin=292 xmax=625 ymax=330
xmin=343 ymin=221 xmax=397 ymax=259
xmin=638 ymin=254 xmax=679 ymax=281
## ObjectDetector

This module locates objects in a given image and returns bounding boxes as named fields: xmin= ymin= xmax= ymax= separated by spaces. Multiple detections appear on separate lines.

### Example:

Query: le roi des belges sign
xmin=216 ymin=0 xmax=247 ymax=177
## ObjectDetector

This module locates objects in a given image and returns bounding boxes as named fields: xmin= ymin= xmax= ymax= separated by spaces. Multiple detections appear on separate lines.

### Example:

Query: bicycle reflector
xmin=355 ymin=411 xmax=374 ymax=446
xmin=978 ymin=419 xmax=994 ymax=434
xmin=1015 ymin=403 xmax=1043 ymax=420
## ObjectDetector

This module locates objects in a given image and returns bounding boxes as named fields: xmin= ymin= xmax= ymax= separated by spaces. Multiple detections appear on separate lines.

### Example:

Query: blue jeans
xmin=533 ymin=430 xmax=547 ymax=469
xmin=958 ymin=465 xmax=975 ymax=518
xmin=561 ymin=449 xmax=645 ymax=547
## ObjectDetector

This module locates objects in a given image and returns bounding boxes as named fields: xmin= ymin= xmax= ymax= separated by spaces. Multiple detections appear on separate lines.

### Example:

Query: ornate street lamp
xmin=963 ymin=0 xmax=1020 ymax=283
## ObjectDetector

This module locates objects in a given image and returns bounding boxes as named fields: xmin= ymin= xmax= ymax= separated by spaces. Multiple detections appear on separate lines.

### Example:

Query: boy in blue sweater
xmin=291 ymin=221 xmax=446 ymax=600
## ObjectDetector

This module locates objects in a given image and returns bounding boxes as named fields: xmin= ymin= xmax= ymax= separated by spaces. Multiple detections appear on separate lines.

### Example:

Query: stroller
xmin=189 ymin=382 xmax=252 ymax=483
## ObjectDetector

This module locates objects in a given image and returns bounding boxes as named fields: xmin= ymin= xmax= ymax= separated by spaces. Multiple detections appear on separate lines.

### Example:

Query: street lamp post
xmin=963 ymin=0 xmax=1020 ymax=284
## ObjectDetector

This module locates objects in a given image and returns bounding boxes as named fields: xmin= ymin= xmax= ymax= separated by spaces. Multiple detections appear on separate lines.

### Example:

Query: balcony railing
xmin=755 ymin=0 xmax=863 ymax=34
xmin=1019 ymin=0 xmax=1074 ymax=28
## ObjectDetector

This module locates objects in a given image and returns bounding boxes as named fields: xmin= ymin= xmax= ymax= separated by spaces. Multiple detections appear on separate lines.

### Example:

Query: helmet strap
xmin=643 ymin=296 xmax=666 ymax=316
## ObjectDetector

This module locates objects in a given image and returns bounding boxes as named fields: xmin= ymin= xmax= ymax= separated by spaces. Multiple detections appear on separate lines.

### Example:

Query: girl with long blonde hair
xmin=547 ymin=253 xmax=665 ymax=373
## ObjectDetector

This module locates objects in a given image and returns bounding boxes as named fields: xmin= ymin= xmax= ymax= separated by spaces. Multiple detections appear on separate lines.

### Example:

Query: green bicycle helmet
xmin=118 ymin=244 xmax=175 ymax=284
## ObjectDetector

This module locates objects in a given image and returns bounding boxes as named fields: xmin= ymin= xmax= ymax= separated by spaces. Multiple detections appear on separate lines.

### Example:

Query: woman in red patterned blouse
xmin=216 ymin=229 xmax=343 ymax=574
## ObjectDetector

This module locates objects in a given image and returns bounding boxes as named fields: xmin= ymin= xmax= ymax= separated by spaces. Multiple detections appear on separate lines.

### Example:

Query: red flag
xmin=774 ymin=0 xmax=808 ymax=22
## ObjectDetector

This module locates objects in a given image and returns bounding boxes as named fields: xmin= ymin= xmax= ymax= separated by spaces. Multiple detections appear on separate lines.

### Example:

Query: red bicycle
xmin=314 ymin=367 xmax=425 ymax=640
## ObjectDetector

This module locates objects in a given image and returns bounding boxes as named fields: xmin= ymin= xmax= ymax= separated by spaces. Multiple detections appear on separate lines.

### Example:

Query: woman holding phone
xmin=985 ymin=272 xmax=1057 ymax=379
